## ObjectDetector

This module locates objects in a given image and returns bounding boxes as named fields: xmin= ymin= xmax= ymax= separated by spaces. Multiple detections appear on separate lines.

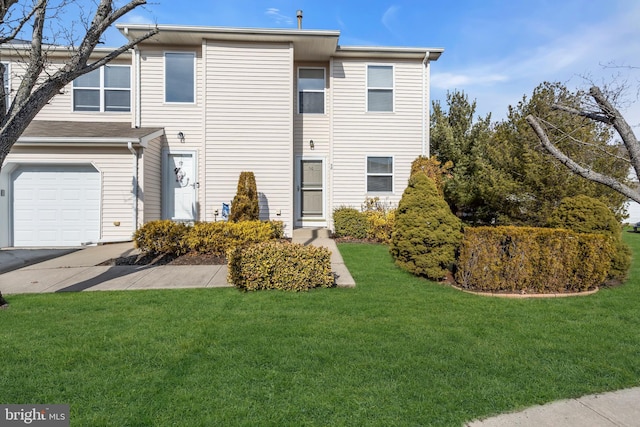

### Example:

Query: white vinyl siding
xmin=2 ymin=62 xmax=9 ymax=110
xmin=204 ymin=41 xmax=293 ymax=235
xmin=367 ymin=156 xmax=393 ymax=193
xmin=367 ymin=65 xmax=394 ymax=112
xmin=332 ymin=59 xmax=424 ymax=210
xmin=298 ymin=67 xmax=325 ymax=114
xmin=140 ymin=136 xmax=163 ymax=223
xmin=165 ymin=52 xmax=195 ymax=103
xmin=73 ymin=65 xmax=131 ymax=112
xmin=2 ymin=146 xmax=139 ymax=244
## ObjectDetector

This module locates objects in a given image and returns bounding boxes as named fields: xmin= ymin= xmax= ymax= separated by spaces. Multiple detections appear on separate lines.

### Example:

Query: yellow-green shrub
xmin=333 ymin=207 xmax=368 ymax=239
xmin=133 ymin=220 xmax=189 ymax=256
xmin=184 ymin=220 xmax=274 ymax=256
xmin=365 ymin=210 xmax=395 ymax=243
xmin=228 ymin=241 xmax=334 ymax=291
xmin=265 ymin=220 xmax=285 ymax=239
xmin=455 ymin=226 xmax=612 ymax=293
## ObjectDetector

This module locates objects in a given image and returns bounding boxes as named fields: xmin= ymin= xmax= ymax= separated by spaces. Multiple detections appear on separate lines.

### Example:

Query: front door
xmin=164 ymin=151 xmax=197 ymax=221
xmin=297 ymin=158 xmax=324 ymax=223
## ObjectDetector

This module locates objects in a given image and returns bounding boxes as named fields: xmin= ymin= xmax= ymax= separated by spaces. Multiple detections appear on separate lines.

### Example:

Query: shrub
xmin=265 ymin=220 xmax=285 ymax=239
xmin=548 ymin=195 xmax=631 ymax=282
xmin=365 ymin=210 xmax=395 ymax=243
xmin=229 ymin=171 xmax=259 ymax=222
xmin=456 ymin=226 xmax=612 ymax=293
xmin=184 ymin=220 xmax=274 ymax=257
xmin=390 ymin=174 xmax=463 ymax=280
xmin=228 ymin=241 xmax=334 ymax=291
xmin=409 ymin=156 xmax=453 ymax=196
xmin=333 ymin=207 xmax=368 ymax=239
xmin=133 ymin=220 xmax=189 ymax=256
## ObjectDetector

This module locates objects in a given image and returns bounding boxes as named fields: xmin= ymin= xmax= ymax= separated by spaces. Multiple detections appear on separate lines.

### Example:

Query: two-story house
xmin=0 ymin=24 xmax=442 ymax=247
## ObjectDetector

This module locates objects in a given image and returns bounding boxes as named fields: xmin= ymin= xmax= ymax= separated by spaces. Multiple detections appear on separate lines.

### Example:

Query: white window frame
xmin=366 ymin=155 xmax=394 ymax=194
xmin=297 ymin=67 xmax=325 ymax=114
xmin=72 ymin=65 xmax=131 ymax=113
xmin=164 ymin=51 xmax=196 ymax=104
xmin=366 ymin=64 xmax=394 ymax=113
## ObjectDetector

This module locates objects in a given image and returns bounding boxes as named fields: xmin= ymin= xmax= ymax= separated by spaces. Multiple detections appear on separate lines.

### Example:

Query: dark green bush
xmin=133 ymin=220 xmax=189 ymax=256
xmin=230 ymin=171 xmax=259 ymax=222
xmin=548 ymin=195 xmax=631 ymax=282
xmin=456 ymin=226 xmax=612 ymax=293
xmin=228 ymin=241 xmax=334 ymax=291
xmin=390 ymin=174 xmax=463 ymax=280
xmin=333 ymin=207 xmax=368 ymax=239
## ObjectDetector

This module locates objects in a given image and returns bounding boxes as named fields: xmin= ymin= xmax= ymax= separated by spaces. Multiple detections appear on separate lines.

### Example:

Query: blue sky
xmin=104 ymin=0 xmax=640 ymax=122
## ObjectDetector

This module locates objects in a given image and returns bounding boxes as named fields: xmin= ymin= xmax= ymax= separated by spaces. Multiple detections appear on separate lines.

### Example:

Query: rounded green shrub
xmin=390 ymin=174 xmax=463 ymax=280
xmin=230 ymin=171 xmax=259 ymax=222
xmin=548 ymin=195 xmax=631 ymax=282
xmin=333 ymin=207 xmax=368 ymax=239
xmin=184 ymin=220 xmax=275 ymax=257
xmin=133 ymin=219 xmax=189 ymax=256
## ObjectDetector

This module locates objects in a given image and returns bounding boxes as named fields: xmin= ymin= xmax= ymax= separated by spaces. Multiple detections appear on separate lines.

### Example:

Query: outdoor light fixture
xmin=177 ymin=131 xmax=185 ymax=143
xmin=309 ymin=139 xmax=314 ymax=150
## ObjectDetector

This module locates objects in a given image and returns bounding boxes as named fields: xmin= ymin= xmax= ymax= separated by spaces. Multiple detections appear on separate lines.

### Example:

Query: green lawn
xmin=2 ymin=234 xmax=640 ymax=426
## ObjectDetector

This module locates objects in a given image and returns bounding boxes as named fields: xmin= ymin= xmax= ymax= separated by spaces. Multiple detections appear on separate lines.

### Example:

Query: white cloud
xmin=431 ymin=72 xmax=508 ymax=89
xmin=381 ymin=5 xmax=399 ymax=33
xmin=265 ymin=8 xmax=294 ymax=26
xmin=119 ymin=13 xmax=154 ymax=25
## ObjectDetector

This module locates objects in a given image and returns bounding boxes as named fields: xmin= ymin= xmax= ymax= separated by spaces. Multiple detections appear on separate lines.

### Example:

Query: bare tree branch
xmin=527 ymin=114 xmax=640 ymax=203
xmin=0 ymin=0 xmax=43 ymax=45
xmin=552 ymin=103 xmax=611 ymax=124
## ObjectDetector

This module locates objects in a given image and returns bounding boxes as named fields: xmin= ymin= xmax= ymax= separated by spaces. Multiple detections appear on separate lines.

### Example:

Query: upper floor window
xmin=73 ymin=65 xmax=130 ymax=112
xmin=165 ymin=52 xmax=195 ymax=103
xmin=367 ymin=65 xmax=393 ymax=112
xmin=367 ymin=156 xmax=393 ymax=193
xmin=298 ymin=68 xmax=325 ymax=114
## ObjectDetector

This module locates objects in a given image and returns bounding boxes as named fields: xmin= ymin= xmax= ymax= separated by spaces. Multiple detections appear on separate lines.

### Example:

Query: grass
xmin=2 ymin=234 xmax=640 ymax=426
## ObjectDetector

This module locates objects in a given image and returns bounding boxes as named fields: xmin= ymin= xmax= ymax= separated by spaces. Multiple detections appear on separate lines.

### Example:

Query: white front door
xmin=296 ymin=157 xmax=325 ymax=225
xmin=164 ymin=152 xmax=197 ymax=221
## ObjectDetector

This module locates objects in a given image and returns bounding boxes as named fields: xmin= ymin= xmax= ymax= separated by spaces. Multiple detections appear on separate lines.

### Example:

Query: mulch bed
xmin=98 ymin=252 xmax=226 ymax=267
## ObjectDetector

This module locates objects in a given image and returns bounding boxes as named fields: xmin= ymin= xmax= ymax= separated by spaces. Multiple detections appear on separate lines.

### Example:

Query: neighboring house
xmin=0 ymin=24 xmax=442 ymax=247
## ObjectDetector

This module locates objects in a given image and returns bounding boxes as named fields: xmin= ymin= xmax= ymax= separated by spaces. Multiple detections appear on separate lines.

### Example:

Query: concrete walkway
xmin=466 ymin=386 xmax=640 ymax=426
xmin=0 ymin=230 xmax=354 ymax=294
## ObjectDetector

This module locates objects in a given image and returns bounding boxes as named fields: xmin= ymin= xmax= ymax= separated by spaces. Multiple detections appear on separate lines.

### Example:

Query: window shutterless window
xmin=165 ymin=52 xmax=195 ymax=103
xmin=2 ymin=62 xmax=9 ymax=110
xmin=367 ymin=65 xmax=393 ymax=112
xmin=73 ymin=65 xmax=131 ymax=112
xmin=367 ymin=156 xmax=393 ymax=192
xmin=298 ymin=68 xmax=325 ymax=114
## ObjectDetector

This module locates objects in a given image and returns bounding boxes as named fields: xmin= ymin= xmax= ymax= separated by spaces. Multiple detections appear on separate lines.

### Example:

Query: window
xmin=298 ymin=68 xmax=325 ymax=114
xmin=367 ymin=156 xmax=393 ymax=192
xmin=73 ymin=65 xmax=130 ymax=112
xmin=165 ymin=52 xmax=195 ymax=103
xmin=367 ymin=65 xmax=393 ymax=112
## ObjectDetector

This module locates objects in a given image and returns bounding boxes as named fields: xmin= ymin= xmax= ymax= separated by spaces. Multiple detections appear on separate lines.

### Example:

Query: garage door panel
xmin=12 ymin=165 xmax=100 ymax=247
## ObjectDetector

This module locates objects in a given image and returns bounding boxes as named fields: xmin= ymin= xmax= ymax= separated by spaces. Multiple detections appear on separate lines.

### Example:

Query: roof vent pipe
xmin=297 ymin=10 xmax=303 ymax=29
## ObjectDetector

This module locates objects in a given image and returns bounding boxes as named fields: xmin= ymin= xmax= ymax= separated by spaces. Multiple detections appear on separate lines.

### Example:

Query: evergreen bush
xmin=333 ymin=207 xmax=368 ymax=239
xmin=390 ymin=173 xmax=463 ymax=280
xmin=548 ymin=195 xmax=631 ymax=282
xmin=229 ymin=171 xmax=259 ymax=222
xmin=133 ymin=220 xmax=189 ymax=256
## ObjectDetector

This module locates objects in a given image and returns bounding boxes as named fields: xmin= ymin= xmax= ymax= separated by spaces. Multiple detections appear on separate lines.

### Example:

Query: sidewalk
xmin=0 ymin=232 xmax=355 ymax=294
xmin=466 ymin=386 xmax=640 ymax=426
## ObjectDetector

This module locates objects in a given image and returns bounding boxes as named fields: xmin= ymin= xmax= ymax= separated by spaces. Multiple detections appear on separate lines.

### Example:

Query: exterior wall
xmin=0 ymin=145 xmax=138 ymax=246
xmin=137 ymin=46 xmax=205 ymax=219
xmin=140 ymin=135 xmax=164 ymax=223
xmin=203 ymin=41 xmax=294 ymax=235
xmin=4 ymin=55 xmax=132 ymax=123
xmin=330 ymin=58 xmax=425 ymax=220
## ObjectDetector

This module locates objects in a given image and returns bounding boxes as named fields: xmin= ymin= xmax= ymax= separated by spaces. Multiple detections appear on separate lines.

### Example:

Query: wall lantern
xmin=309 ymin=139 xmax=314 ymax=150
xmin=177 ymin=131 xmax=185 ymax=143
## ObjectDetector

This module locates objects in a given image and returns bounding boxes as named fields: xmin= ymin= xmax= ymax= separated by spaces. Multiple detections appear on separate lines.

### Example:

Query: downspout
xmin=128 ymin=142 xmax=139 ymax=231
xmin=134 ymin=46 xmax=142 ymax=128
xmin=422 ymin=51 xmax=430 ymax=157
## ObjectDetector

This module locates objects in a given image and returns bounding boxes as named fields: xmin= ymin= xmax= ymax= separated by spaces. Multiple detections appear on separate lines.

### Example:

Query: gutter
xmin=134 ymin=46 xmax=142 ymax=128
xmin=128 ymin=142 xmax=139 ymax=231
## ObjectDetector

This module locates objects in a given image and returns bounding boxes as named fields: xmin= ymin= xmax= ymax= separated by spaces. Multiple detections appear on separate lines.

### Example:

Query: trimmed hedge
xmin=133 ymin=219 xmax=189 ymax=256
xmin=455 ymin=226 xmax=612 ymax=293
xmin=333 ymin=199 xmax=395 ymax=243
xmin=333 ymin=207 xmax=368 ymax=239
xmin=183 ymin=220 xmax=276 ymax=256
xmin=228 ymin=241 xmax=334 ymax=291
xmin=548 ymin=195 xmax=631 ymax=282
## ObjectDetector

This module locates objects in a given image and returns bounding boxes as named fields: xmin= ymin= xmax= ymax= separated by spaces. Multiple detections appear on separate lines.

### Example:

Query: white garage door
xmin=12 ymin=165 xmax=100 ymax=246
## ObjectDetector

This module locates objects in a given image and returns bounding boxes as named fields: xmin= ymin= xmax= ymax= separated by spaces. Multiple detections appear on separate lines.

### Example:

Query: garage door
xmin=12 ymin=165 xmax=100 ymax=246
